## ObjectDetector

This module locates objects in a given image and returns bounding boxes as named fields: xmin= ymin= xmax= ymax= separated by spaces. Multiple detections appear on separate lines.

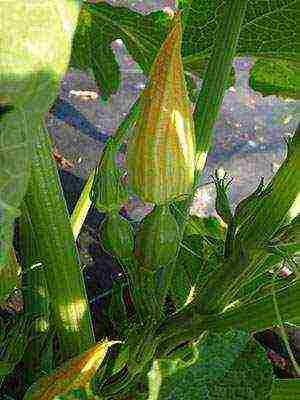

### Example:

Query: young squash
xmin=126 ymin=11 xmax=195 ymax=205
xmin=100 ymin=211 xmax=135 ymax=259
xmin=134 ymin=204 xmax=180 ymax=272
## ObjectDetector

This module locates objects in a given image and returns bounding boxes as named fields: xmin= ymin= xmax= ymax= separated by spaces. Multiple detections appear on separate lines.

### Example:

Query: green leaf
xmin=53 ymin=386 xmax=100 ymax=400
xmin=270 ymin=378 xmax=300 ymax=399
xmin=0 ymin=0 xmax=82 ymax=267
xmin=97 ymin=343 xmax=129 ymax=382
xmin=150 ymin=329 xmax=274 ymax=400
xmin=249 ymin=59 xmax=300 ymax=100
xmin=181 ymin=0 xmax=297 ymax=60
xmin=287 ymin=317 xmax=300 ymax=327
xmin=155 ymin=341 xmax=200 ymax=378
xmin=0 ymin=249 xmax=21 ymax=305
xmin=205 ymin=279 xmax=300 ymax=333
xmin=0 ymin=106 xmax=35 ymax=269
xmin=233 ymin=177 xmax=272 ymax=228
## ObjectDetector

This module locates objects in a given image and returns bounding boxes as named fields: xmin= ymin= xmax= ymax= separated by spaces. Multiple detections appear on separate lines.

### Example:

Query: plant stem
xmin=193 ymin=0 xmax=249 ymax=171
xmin=154 ymin=278 xmax=300 ymax=357
xmin=22 ymin=119 xmax=94 ymax=360
xmin=19 ymin=204 xmax=53 ymax=385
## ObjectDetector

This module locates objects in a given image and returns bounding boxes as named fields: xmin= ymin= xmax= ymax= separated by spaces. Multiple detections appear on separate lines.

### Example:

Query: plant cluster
xmin=0 ymin=1 xmax=299 ymax=399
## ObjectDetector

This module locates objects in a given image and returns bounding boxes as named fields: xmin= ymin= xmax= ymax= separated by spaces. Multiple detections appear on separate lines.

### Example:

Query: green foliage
xmin=71 ymin=1 xmax=298 ymax=101
xmin=148 ymin=329 xmax=274 ymax=400
xmin=180 ymin=0 xmax=297 ymax=60
xmin=270 ymin=378 xmax=300 ymax=399
xmin=233 ymin=177 xmax=272 ymax=228
xmin=249 ymin=59 xmax=300 ymax=100
xmin=0 ymin=251 xmax=21 ymax=306
xmin=1 ymin=1 xmax=298 ymax=399
xmin=0 ymin=0 xmax=81 ymax=262
xmin=53 ymin=387 xmax=100 ymax=399
xmin=0 ymin=106 xmax=35 ymax=269
xmin=97 ymin=342 xmax=129 ymax=385
xmin=106 ymin=275 xmax=130 ymax=337
xmin=184 ymin=215 xmax=225 ymax=240
xmin=171 ymin=233 xmax=223 ymax=309
xmin=212 ymin=171 xmax=233 ymax=225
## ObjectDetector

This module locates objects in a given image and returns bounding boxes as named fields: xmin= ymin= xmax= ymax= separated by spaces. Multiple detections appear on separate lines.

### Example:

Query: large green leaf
xmin=148 ymin=329 xmax=274 ymax=400
xmin=249 ymin=59 xmax=300 ymax=100
xmin=0 ymin=313 xmax=36 ymax=380
xmin=0 ymin=0 xmax=82 ymax=268
xmin=180 ymin=0 xmax=297 ymax=60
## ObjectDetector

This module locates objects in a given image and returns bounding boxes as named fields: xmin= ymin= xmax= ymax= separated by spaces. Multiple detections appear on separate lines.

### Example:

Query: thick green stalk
xmin=19 ymin=204 xmax=53 ymax=385
xmin=193 ymin=0 xmax=249 ymax=172
xmin=154 ymin=279 xmax=300 ymax=357
xmin=23 ymin=119 xmax=94 ymax=360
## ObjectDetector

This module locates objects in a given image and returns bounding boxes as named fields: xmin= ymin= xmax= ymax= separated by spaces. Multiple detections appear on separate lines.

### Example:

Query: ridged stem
xmin=22 ymin=119 xmax=94 ymax=360
xmin=165 ymin=0 xmax=249 ymax=320
xmin=19 ymin=204 xmax=53 ymax=386
xmin=193 ymin=0 xmax=249 ymax=170
xmin=155 ymin=279 xmax=300 ymax=357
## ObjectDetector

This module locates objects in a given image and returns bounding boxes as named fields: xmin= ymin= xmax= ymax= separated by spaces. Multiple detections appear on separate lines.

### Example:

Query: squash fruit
xmin=100 ymin=212 xmax=135 ymax=259
xmin=134 ymin=204 xmax=180 ymax=272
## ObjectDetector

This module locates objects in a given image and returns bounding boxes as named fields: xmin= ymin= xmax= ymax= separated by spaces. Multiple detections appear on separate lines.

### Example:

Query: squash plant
xmin=0 ymin=0 xmax=299 ymax=399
